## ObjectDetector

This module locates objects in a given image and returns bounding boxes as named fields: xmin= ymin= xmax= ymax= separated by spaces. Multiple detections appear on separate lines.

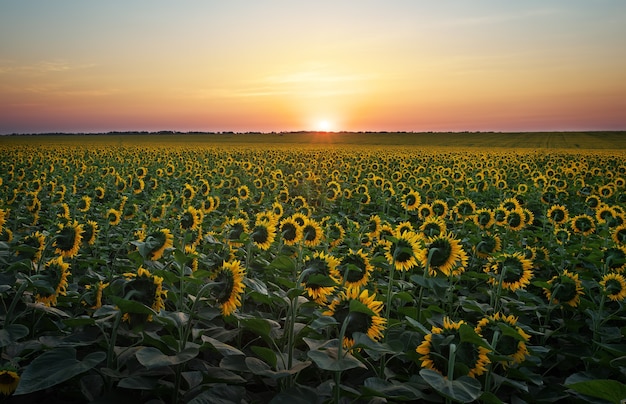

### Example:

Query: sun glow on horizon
xmin=316 ymin=120 xmax=333 ymax=132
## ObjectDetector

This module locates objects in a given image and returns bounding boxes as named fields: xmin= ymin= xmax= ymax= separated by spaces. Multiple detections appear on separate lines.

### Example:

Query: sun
xmin=316 ymin=120 xmax=333 ymax=132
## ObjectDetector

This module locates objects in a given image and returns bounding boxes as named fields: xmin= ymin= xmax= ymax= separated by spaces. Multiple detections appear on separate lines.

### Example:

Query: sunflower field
xmin=1 ymin=135 xmax=626 ymax=403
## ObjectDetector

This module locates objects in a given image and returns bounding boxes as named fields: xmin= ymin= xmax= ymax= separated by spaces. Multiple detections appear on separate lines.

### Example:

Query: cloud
xmin=0 ymin=59 xmax=96 ymax=75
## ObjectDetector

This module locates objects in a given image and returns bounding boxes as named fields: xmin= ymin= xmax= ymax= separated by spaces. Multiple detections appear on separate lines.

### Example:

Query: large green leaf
xmin=0 ymin=324 xmax=29 ymax=348
xmin=201 ymin=335 xmax=245 ymax=356
xmin=307 ymin=349 xmax=367 ymax=371
xmin=135 ymin=346 xmax=199 ymax=369
xmin=14 ymin=348 xmax=106 ymax=395
xmin=566 ymin=379 xmax=626 ymax=404
xmin=419 ymin=369 xmax=482 ymax=403
xmin=362 ymin=377 xmax=424 ymax=400
xmin=110 ymin=295 xmax=157 ymax=315
xmin=269 ymin=386 xmax=319 ymax=404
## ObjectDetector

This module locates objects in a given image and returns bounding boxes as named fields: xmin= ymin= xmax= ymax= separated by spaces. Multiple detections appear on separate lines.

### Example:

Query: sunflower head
xmin=384 ymin=230 xmax=424 ymax=271
xmin=35 ymin=256 xmax=71 ymax=307
xmin=145 ymin=228 xmax=174 ymax=261
xmin=544 ymin=270 xmax=584 ymax=307
xmin=251 ymin=220 xmax=276 ymax=251
xmin=485 ymin=252 xmax=533 ymax=292
xmin=423 ymin=234 xmax=468 ymax=277
xmin=212 ymin=260 xmax=246 ymax=316
xmin=0 ymin=368 xmax=20 ymax=396
xmin=279 ymin=217 xmax=303 ymax=246
xmin=474 ymin=233 xmax=502 ymax=258
xmin=333 ymin=249 xmax=373 ymax=291
xmin=570 ymin=214 xmax=596 ymax=236
xmin=53 ymin=221 xmax=83 ymax=258
xmin=475 ymin=313 xmax=530 ymax=367
xmin=301 ymin=218 xmax=324 ymax=248
xmin=121 ymin=266 xmax=167 ymax=324
xmin=323 ymin=288 xmax=386 ymax=349
xmin=301 ymin=251 xmax=340 ymax=304
xmin=601 ymin=272 xmax=626 ymax=302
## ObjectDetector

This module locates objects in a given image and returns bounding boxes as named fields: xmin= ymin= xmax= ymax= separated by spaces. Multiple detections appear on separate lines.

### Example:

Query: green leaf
xmin=250 ymin=345 xmax=277 ymax=368
xmin=117 ymin=376 xmax=159 ymax=390
xmin=459 ymin=323 xmax=492 ymax=350
xmin=269 ymin=386 xmax=320 ymax=404
xmin=566 ymin=379 xmax=626 ymax=404
xmin=239 ymin=317 xmax=273 ymax=340
xmin=270 ymin=255 xmax=295 ymax=272
xmin=307 ymin=349 xmax=367 ymax=371
xmin=349 ymin=299 xmax=376 ymax=316
xmin=0 ymin=324 xmax=29 ymax=348
xmin=201 ymin=335 xmax=245 ymax=356
xmin=135 ymin=346 xmax=199 ymax=369
xmin=362 ymin=377 xmax=423 ymax=400
xmin=14 ymin=348 xmax=106 ymax=395
xmin=419 ymin=369 xmax=482 ymax=403
xmin=110 ymin=295 xmax=156 ymax=316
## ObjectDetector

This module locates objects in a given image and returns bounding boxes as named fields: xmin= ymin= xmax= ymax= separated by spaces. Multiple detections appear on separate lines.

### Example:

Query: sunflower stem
xmin=484 ymin=330 xmax=501 ymax=395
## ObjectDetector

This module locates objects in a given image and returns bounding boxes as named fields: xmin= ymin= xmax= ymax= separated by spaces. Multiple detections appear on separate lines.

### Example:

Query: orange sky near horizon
xmin=1 ymin=1 xmax=626 ymax=134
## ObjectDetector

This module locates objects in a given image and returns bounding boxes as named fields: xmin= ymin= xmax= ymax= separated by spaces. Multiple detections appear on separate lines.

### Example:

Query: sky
xmin=1 ymin=1 xmax=626 ymax=134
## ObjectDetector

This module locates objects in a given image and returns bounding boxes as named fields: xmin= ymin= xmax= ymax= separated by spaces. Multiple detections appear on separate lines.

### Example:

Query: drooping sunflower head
xmin=301 ymin=218 xmax=324 ymax=248
xmin=475 ymin=313 xmax=530 ymax=367
xmin=0 ymin=368 xmax=20 ymax=396
xmin=121 ymin=266 xmax=167 ymax=323
xmin=570 ymin=214 xmax=596 ymax=236
xmin=420 ymin=216 xmax=447 ymax=241
xmin=423 ymin=233 xmax=468 ymax=277
xmin=53 ymin=221 xmax=83 ymax=258
xmin=146 ymin=228 xmax=174 ymax=261
xmin=474 ymin=233 xmax=502 ymax=259
xmin=35 ymin=256 xmax=71 ymax=307
xmin=323 ymin=288 xmax=386 ymax=349
xmin=384 ymin=230 xmax=424 ymax=272
xmin=18 ymin=231 xmax=46 ymax=262
xmin=332 ymin=249 xmax=373 ymax=291
xmin=600 ymin=272 xmax=626 ymax=301
xmin=81 ymin=220 xmax=98 ymax=246
xmin=301 ymin=251 xmax=340 ymax=304
xmin=416 ymin=317 xmax=491 ymax=379
xmin=544 ymin=270 xmax=584 ymax=307
xmin=484 ymin=252 xmax=533 ymax=292
xmin=212 ymin=260 xmax=246 ymax=316
xmin=251 ymin=220 xmax=276 ymax=251
xmin=279 ymin=216 xmax=303 ymax=246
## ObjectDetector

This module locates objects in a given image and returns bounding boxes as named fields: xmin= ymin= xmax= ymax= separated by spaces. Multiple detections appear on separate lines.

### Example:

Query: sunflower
xmin=181 ymin=183 xmax=196 ymax=202
xmin=251 ymin=220 xmax=276 ymax=250
xmin=212 ymin=260 xmax=246 ymax=316
xmin=279 ymin=216 xmax=303 ymax=246
xmin=612 ymin=224 xmax=626 ymax=246
xmin=326 ymin=220 xmax=346 ymax=249
xmin=595 ymin=204 xmax=615 ymax=225
xmin=18 ymin=231 xmax=46 ymax=263
xmin=603 ymin=246 xmax=626 ymax=273
xmin=323 ymin=288 xmax=386 ymax=349
xmin=81 ymin=220 xmax=98 ymax=246
xmin=544 ymin=270 xmax=584 ymax=307
xmin=396 ymin=221 xmax=414 ymax=235
xmin=95 ymin=186 xmax=106 ymax=202
xmin=484 ymin=252 xmax=533 ymax=292
xmin=601 ymin=273 xmax=626 ymax=301
xmin=546 ymin=204 xmax=569 ymax=226
xmin=0 ymin=369 xmax=20 ymax=396
xmin=121 ymin=266 xmax=167 ymax=322
xmin=416 ymin=317 xmax=490 ymax=378
xmin=85 ymin=280 xmax=109 ymax=309
xmin=57 ymin=203 xmax=71 ymax=220
xmin=106 ymin=208 xmax=121 ymax=226
xmin=36 ymin=256 xmax=71 ymax=307
xmin=53 ymin=221 xmax=83 ymax=258
xmin=506 ymin=209 xmax=525 ymax=231
xmin=77 ymin=195 xmax=92 ymax=212
xmin=493 ymin=207 xmax=508 ymax=226
xmin=417 ymin=204 xmax=434 ymax=221
xmin=332 ymin=249 xmax=373 ymax=291
xmin=401 ymin=189 xmax=421 ymax=211
xmin=570 ymin=214 xmax=596 ymax=236
xmin=474 ymin=233 xmax=502 ymax=259
xmin=255 ymin=211 xmax=279 ymax=227
xmin=146 ymin=228 xmax=174 ymax=260
xmin=150 ymin=204 xmax=166 ymax=222
xmin=384 ymin=230 xmax=424 ymax=271
xmin=237 ymin=184 xmax=250 ymax=200
xmin=366 ymin=215 xmax=382 ymax=241
xmin=473 ymin=208 xmax=495 ymax=230
xmin=302 ymin=217 xmax=324 ymax=248
xmin=0 ymin=208 xmax=6 ymax=232
xmin=454 ymin=199 xmax=477 ymax=219
xmin=0 ymin=228 xmax=13 ymax=243
xmin=422 ymin=233 xmax=468 ymax=277
xmin=301 ymin=251 xmax=340 ymax=304
xmin=179 ymin=205 xmax=202 ymax=231
xmin=420 ymin=216 xmax=447 ymax=240
xmin=224 ymin=217 xmax=249 ymax=247
xmin=554 ymin=226 xmax=571 ymax=244
xmin=475 ymin=313 xmax=530 ymax=367
xmin=431 ymin=199 xmax=449 ymax=218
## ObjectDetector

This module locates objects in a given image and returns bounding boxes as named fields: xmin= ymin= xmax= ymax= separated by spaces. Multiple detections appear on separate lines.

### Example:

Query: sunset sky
xmin=1 ymin=1 xmax=626 ymax=134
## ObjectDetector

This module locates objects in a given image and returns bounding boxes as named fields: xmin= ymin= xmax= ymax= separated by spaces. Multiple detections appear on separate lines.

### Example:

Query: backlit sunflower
xmin=146 ymin=228 xmax=174 ymax=260
xmin=106 ymin=208 xmax=121 ymax=226
xmin=417 ymin=317 xmax=490 ymax=379
xmin=401 ymin=189 xmax=421 ymax=211
xmin=420 ymin=216 xmax=447 ymax=240
xmin=18 ymin=231 xmax=46 ymax=263
xmin=570 ymin=214 xmax=595 ymax=236
xmin=302 ymin=217 xmax=324 ymax=248
xmin=224 ymin=217 xmax=249 ymax=247
xmin=601 ymin=273 xmax=626 ymax=302
xmin=301 ymin=251 xmax=340 ymax=304
xmin=431 ymin=199 xmax=449 ymax=218
xmin=475 ymin=313 xmax=530 ymax=367
xmin=179 ymin=205 xmax=202 ymax=231
xmin=0 ymin=368 xmax=20 ymax=396
xmin=474 ymin=233 xmax=502 ymax=258
xmin=279 ymin=216 xmax=303 ymax=246
xmin=251 ymin=220 xmax=276 ymax=250
xmin=484 ymin=252 xmax=533 ymax=292
xmin=384 ymin=230 xmax=424 ymax=271
xmin=121 ymin=266 xmax=167 ymax=323
xmin=323 ymin=288 xmax=386 ymax=349
xmin=212 ymin=260 xmax=246 ymax=316
xmin=422 ymin=233 xmax=468 ymax=277
xmin=544 ymin=270 xmax=584 ymax=307
xmin=473 ymin=208 xmax=495 ymax=230
xmin=53 ymin=221 xmax=83 ymax=258
xmin=396 ymin=221 xmax=414 ymax=235
xmin=506 ymin=209 xmax=525 ymax=231
xmin=77 ymin=195 xmax=92 ymax=212
xmin=454 ymin=199 xmax=477 ymax=220
xmin=546 ymin=204 xmax=569 ymax=226
xmin=612 ymin=224 xmax=626 ymax=246
xmin=36 ymin=256 xmax=70 ymax=307
xmin=417 ymin=204 xmax=434 ymax=221
xmin=331 ymin=249 xmax=373 ymax=291
xmin=81 ymin=220 xmax=98 ymax=246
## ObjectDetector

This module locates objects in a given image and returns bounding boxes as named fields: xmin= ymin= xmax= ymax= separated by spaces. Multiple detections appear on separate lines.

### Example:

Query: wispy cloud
xmin=0 ymin=59 xmax=96 ymax=75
